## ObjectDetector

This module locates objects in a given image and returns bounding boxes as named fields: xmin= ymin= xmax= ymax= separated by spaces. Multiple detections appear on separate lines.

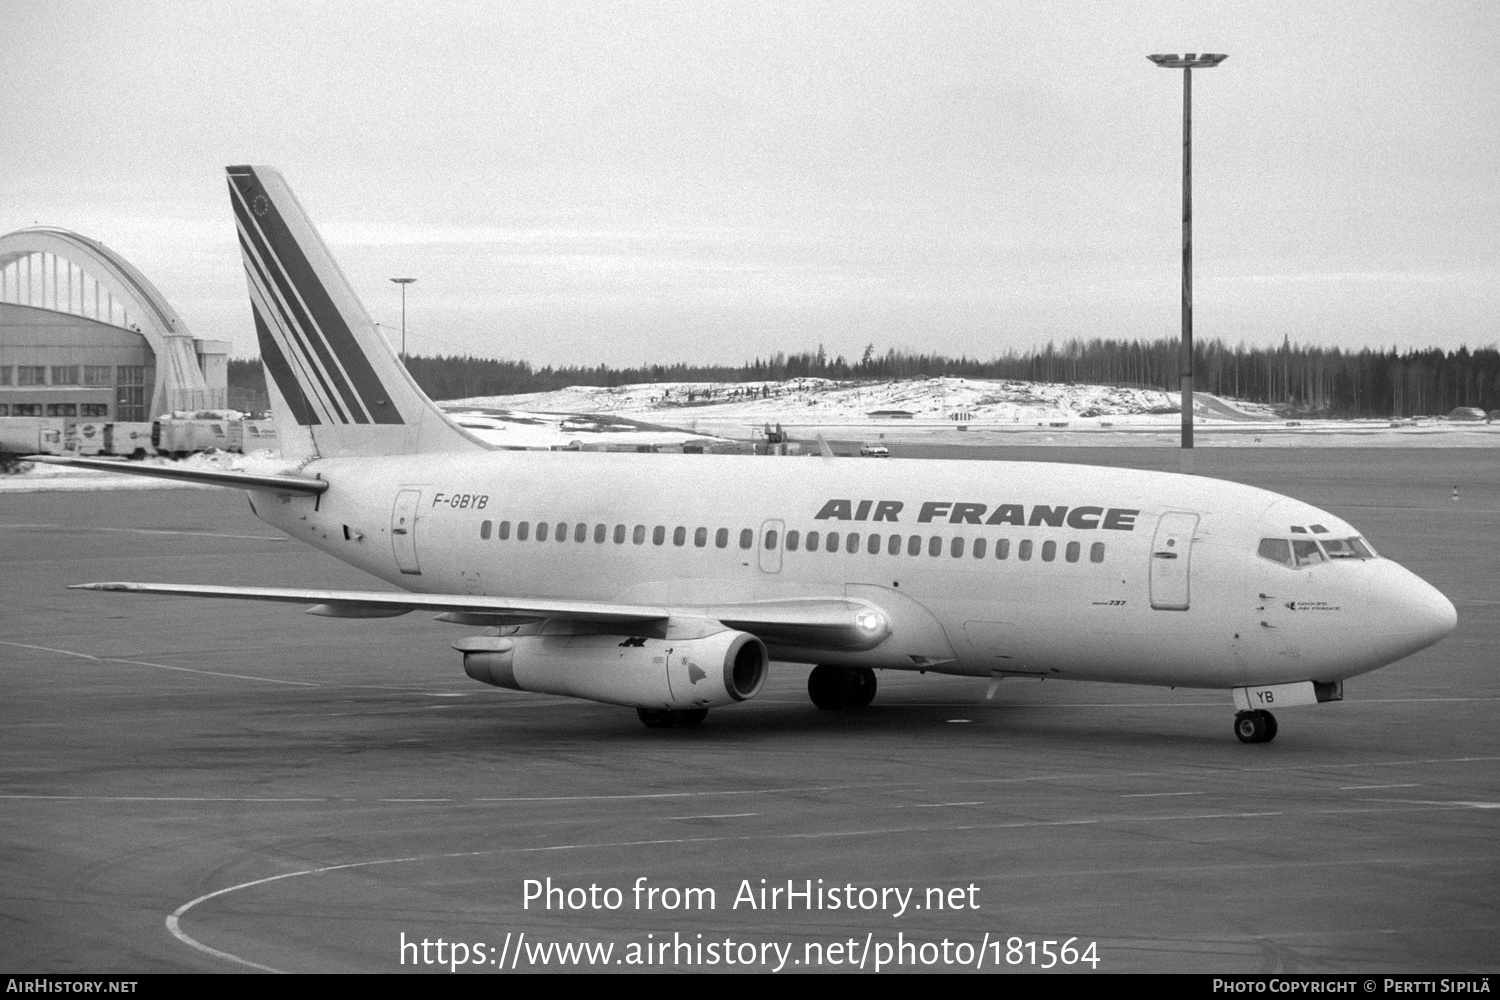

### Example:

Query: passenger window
xmin=1292 ymin=539 xmax=1325 ymax=566
xmin=995 ymin=539 xmax=1009 ymax=560
xmin=716 ymin=528 xmax=729 ymax=548
xmin=1065 ymin=541 xmax=1080 ymax=563
xmin=633 ymin=525 xmax=646 ymax=545
xmin=888 ymin=535 xmax=902 ymax=556
xmin=498 ymin=520 xmax=512 ymax=541
xmin=517 ymin=521 xmax=530 ymax=541
xmin=480 ymin=520 xmax=492 ymax=540
xmin=908 ymin=535 xmax=922 ymax=556
xmin=576 ymin=523 xmax=588 ymax=543
xmin=653 ymin=526 xmax=666 ymax=545
xmin=1090 ymin=542 xmax=1105 ymax=563
xmin=739 ymin=528 xmax=753 ymax=549
xmin=673 ymin=526 xmax=686 ymax=546
xmin=614 ymin=524 xmax=626 ymax=544
xmin=928 ymin=536 xmax=942 ymax=557
xmin=1042 ymin=540 xmax=1056 ymax=562
xmin=806 ymin=531 xmax=820 ymax=551
xmin=786 ymin=530 xmax=800 ymax=551
xmin=537 ymin=522 xmax=549 ymax=542
xmin=694 ymin=527 xmax=708 ymax=547
xmin=1018 ymin=539 xmax=1033 ymax=561
xmin=846 ymin=533 xmax=860 ymax=554
xmin=594 ymin=524 xmax=606 ymax=543
xmin=973 ymin=538 xmax=987 ymax=559
xmin=1257 ymin=538 xmax=1294 ymax=566
xmin=764 ymin=529 xmax=779 ymax=550
xmin=826 ymin=532 xmax=840 ymax=553
xmin=867 ymin=534 xmax=881 ymax=555
xmin=950 ymin=537 xmax=964 ymax=558
xmin=554 ymin=522 xmax=566 ymax=542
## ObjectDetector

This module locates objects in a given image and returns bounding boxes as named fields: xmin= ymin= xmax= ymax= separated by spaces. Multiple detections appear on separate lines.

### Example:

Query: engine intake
xmin=456 ymin=629 xmax=768 ymax=709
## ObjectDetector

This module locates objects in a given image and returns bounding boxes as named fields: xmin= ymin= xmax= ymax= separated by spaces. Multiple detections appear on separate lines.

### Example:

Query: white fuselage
xmin=251 ymin=450 xmax=1456 ymax=691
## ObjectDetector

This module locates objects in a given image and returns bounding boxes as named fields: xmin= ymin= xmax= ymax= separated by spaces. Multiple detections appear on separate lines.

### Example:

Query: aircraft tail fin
xmin=226 ymin=165 xmax=488 ymax=460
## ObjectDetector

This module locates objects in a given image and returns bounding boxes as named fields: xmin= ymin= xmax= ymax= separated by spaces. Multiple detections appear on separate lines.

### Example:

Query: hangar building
xmin=0 ymin=227 xmax=228 ymax=422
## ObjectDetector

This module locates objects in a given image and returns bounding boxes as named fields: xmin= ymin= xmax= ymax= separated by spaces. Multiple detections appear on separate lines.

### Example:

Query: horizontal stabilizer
xmin=26 ymin=456 xmax=328 ymax=495
xmin=70 ymin=584 xmax=891 ymax=650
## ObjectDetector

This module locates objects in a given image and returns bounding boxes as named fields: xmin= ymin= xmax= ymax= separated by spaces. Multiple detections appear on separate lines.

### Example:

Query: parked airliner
xmin=37 ymin=166 xmax=1457 ymax=743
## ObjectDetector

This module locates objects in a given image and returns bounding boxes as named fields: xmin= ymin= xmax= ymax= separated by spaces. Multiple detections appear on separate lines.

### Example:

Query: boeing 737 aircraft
xmin=37 ymin=166 xmax=1458 ymax=743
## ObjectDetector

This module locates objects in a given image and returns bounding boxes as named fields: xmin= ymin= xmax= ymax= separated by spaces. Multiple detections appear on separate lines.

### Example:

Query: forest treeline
xmin=229 ymin=337 xmax=1500 ymax=417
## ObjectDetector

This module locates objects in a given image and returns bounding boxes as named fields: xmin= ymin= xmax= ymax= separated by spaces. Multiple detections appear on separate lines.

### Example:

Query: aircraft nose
xmin=1371 ymin=567 xmax=1457 ymax=659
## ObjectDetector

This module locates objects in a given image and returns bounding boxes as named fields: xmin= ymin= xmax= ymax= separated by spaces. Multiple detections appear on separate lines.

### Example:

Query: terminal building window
xmin=17 ymin=366 xmax=46 ymax=386
xmin=83 ymin=366 xmax=112 ymax=386
xmin=0 ymin=366 xmax=11 ymax=385
xmin=115 ymin=366 xmax=146 ymax=421
xmin=82 ymin=403 xmax=108 ymax=417
xmin=46 ymin=404 xmax=78 ymax=417
xmin=51 ymin=366 xmax=80 ymax=385
xmin=10 ymin=403 xmax=40 ymax=416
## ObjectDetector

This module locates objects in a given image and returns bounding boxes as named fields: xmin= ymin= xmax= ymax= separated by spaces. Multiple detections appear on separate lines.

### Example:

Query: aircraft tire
xmin=638 ymin=708 xmax=675 ymax=729
xmin=671 ymin=709 xmax=708 ymax=727
xmin=1234 ymin=710 xmax=1268 ymax=744
xmin=1256 ymin=709 xmax=1278 ymax=743
xmin=808 ymin=665 xmax=853 ymax=710
xmin=849 ymin=668 xmax=877 ymax=708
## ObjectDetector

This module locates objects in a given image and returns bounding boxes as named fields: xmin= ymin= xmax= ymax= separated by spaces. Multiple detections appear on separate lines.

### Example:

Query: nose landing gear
xmin=1234 ymin=709 xmax=1278 ymax=744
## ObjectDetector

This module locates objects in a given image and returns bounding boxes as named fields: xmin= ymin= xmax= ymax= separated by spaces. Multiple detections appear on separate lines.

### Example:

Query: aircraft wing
xmin=25 ymin=456 xmax=327 ymax=495
xmin=69 ymin=583 xmax=889 ymax=650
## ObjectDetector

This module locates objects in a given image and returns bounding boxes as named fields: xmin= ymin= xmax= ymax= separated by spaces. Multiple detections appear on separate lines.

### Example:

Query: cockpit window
xmin=1322 ymin=537 xmax=1376 ymax=559
xmin=1260 ymin=535 xmax=1377 ymax=568
xmin=1292 ymin=539 xmax=1325 ymax=566
xmin=1257 ymin=538 xmax=1294 ymax=566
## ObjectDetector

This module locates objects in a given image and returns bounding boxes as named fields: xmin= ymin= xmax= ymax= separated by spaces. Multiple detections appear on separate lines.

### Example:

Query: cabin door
xmin=1149 ymin=511 xmax=1199 ymax=610
xmin=391 ymin=489 xmax=423 ymax=576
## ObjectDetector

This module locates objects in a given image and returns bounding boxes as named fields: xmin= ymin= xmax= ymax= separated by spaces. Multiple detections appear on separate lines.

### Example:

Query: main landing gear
xmin=637 ymin=708 xmax=708 ymax=729
xmin=808 ymin=665 xmax=877 ymax=710
xmin=1234 ymin=709 xmax=1278 ymax=744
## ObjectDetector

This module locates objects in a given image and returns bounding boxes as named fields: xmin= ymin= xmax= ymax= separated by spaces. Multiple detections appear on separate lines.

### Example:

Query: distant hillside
xmin=229 ymin=338 xmax=1500 ymax=418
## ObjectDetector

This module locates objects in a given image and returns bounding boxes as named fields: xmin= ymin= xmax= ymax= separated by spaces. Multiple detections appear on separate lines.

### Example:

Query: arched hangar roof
xmin=0 ymin=226 xmax=208 ymax=415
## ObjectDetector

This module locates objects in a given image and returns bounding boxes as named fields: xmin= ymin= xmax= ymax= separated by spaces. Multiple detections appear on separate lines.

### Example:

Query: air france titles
xmin=814 ymin=499 xmax=1139 ymax=530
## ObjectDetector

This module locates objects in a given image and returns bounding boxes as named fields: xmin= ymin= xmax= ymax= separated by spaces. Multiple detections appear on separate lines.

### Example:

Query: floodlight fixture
xmin=390 ymin=277 xmax=417 ymax=362
xmin=1148 ymin=52 xmax=1227 ymax=450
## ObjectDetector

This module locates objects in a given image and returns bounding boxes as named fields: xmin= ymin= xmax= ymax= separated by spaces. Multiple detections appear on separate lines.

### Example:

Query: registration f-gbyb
xmin=37 ymin=166 xmax=1458 ymax=744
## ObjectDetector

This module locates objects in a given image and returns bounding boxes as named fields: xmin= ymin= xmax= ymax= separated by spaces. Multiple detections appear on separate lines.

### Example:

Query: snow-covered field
xmin=4 ymin=376 xmax=1496 ymax=492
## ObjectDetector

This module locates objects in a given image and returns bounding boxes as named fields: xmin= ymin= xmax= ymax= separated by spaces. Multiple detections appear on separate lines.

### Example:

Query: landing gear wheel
xmin=808 ymin=665 xmax=851 ymax=709
xmin=849 ymin=667 xmax=877 ymax=708
xmin=1256 ymin=709 xmax=1278 ymax=743
xmin=638 ymin=708 xmax=675 ymax=729
xmin=1234 ymin=710 xmax=1268 ymax=744
xmin=671 ymin=708 xmax=708 ymax=727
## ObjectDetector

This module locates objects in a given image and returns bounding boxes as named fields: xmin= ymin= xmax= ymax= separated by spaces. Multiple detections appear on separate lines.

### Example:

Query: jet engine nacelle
xmin=456 ymin=629 xmax=769 ymax=709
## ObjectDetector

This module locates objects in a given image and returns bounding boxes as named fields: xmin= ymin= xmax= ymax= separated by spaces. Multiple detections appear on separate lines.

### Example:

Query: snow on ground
xmin=448 ymin=376 xmax=1274 ymax=429
xmin=4 ymin=377 xmax=1496 ymax=492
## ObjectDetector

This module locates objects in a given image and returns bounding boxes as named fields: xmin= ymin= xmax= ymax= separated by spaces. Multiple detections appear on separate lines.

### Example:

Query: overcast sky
xmin=2 ymin=1 xmax=1496 ymax=366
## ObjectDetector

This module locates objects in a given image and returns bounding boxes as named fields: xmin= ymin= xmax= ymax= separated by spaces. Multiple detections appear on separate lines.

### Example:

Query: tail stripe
xmin=240 ymin=237 xmax=346 ymax=424
xmin=231 ymin=185 xmax=365 ymax=423
xmin=236 ymin=225 xmax=354 ymax=424
xmin=250 ymin=309 xmax=320 ymax=425
xmin=227 ymin=169 xmax=404 ymax=425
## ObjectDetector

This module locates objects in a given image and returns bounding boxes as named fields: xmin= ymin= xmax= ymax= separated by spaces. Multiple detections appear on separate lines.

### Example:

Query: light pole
xmin=1148 ymin=52 xmax=1226 ymax=450
xmin=389 ymin=277 xmax=417 ymax=362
